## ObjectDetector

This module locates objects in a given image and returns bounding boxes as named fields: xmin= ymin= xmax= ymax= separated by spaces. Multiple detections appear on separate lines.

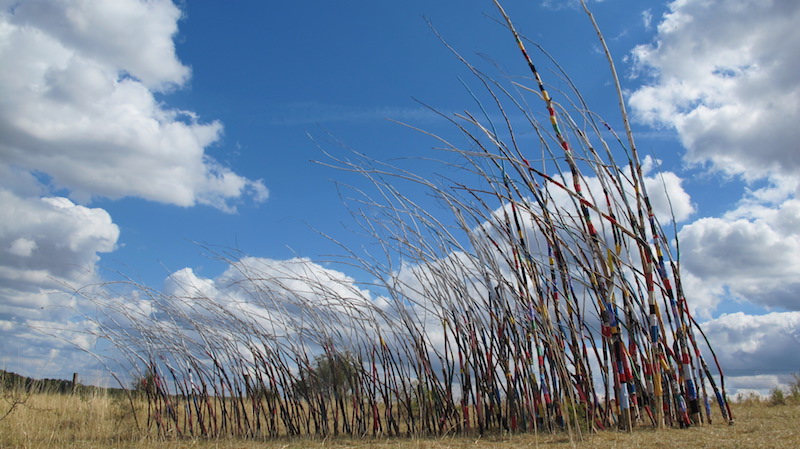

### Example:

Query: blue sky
xmin=106 ymin=0 xmax=676 ymax=282
xmin=1 ymin=0 xmax=799 ymax=396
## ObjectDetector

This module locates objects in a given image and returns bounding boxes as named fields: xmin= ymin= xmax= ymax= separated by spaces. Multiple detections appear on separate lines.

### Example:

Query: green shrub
xmin=769 ymin=387 xmax=786 ymax=406
xmin=788 ymin=373 xmax=800 ymax=404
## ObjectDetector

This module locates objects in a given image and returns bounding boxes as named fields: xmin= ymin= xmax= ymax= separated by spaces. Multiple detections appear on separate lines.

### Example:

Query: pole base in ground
xmin=654 ymin=396 xmax=664 ymax=429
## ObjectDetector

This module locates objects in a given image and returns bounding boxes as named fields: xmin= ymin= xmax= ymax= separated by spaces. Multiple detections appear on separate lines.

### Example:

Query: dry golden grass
xmin=2 ymin=391 xmax=798 ymax=449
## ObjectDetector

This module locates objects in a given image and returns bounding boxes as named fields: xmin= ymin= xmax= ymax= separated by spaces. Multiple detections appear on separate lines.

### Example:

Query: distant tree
xmin=788 ymin=372 xmax=800 ymax=404
xmin=769 ymin=387 xmax=786 ymax=406
xmin=131 ymin=369 xmax=158 ymax=397
xmin=295 ymin=351 xmax=360 ymax=398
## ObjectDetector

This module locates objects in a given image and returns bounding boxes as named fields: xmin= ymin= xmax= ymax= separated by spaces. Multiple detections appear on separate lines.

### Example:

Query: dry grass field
xmin=2 ymin=388 xmax=798 ymax=449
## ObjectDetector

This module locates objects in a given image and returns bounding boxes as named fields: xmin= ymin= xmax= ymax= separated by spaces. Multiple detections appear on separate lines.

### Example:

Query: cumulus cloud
xmin=164 ymin=267 xmax=219 ymax=300
xmin=0 ymin=189 xmax=118 ymax=303
xmin=629 ymin=0 xmax=800 ymax=182
xmin=0 ymin=188 xmax=119 ymax=378
xmin=0 ymin=0 xmax=267 ymax=209
xmin=643 ymin=161 xmax=695 ymax=223
xmin=4 ymin=255 xmax=379 ymax=379
xmin=157 ymin=257 xmax=379 ymax=342
xmin=530 ymin=155 xmax=694 ymax=231
xmin=8 ymin=238 xmax=37 ymax=257
xmin=4 ymin=0 xmax=189 ymax=89
xmin=626 ymin=0 xmax=800 ymax=332
xmin=680 ymin=197 xmax=800 ymax=312
xmin=0 ymin=0 xmax=268 ymax=378
xmin=701 ymin=312 xmax=800 ymax=381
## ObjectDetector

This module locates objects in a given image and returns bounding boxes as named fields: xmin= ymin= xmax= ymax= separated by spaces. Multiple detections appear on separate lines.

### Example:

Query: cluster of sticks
xmin=93 ymin=0 xmax=733 ymax=440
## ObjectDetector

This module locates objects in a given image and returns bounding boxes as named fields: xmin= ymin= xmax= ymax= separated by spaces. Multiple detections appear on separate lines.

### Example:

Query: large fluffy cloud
xmin=628 ymin=0 xmax=800 ymax=314
xmin=0 ymin=0 xmax=267 ymax=209
xmin=703 ymin=312 xmax=800 ymax=386
xmin=159 ymin=257 xmax=379 ymax=341
xmin=629 ymin=0 xmax=800 ymax=181
xmin=627 ymin=0 xmax=800 ymax=393
xmin=630 ymin=0 xmax=800 ymax=393
xmin=680 ymin=197 xmax=800 ymax=312
xmin=0 ymin=190 xmax=118 ymax=303
xmin=0 ymin=0 xmax=267 ymax=379
xmin=3 ymin=0 xmax=189 ymax=89
xmin=0 ymin=188 xmax=119 ymax=377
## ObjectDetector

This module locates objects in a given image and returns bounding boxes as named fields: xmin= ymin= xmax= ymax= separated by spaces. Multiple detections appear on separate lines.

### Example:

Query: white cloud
xmin=0 ymin=189 xmax=118 ymax=298
xmin=0 ymin=0 xmax=267 ymax=210
xmin=701 ymin=312 xmax=800 ymax=381
xmin=0 ymin=190 xmax=116 ymax=333
xmin=533 ymin=155 xmax=694 ymax=229
xmin=0 ymin=314 xmax=111 ymax=383
xmin=629 ymin=0 xmax=800 ymax=182
xmin=0 ymin=0 xmax=270 ymax=377
xmin=155 ymin=257 xmax=380 ymax=343
xmin=0 ymin=188 xmax=119 ymax=378
xmin=580 ymin=0 xmax=800 ymax=395
xmin=8 ymin=237 xmax=37 ymax=257
xmin=626 ymin=0 xmax=800 ymax=332
xmin=164 ymin=267 xmax=218 ymax=300
xmin=641 ymin=9 xmax=652 ymax=29
xmin=644 ymin=169 xmax=694 ymax=222
xmin=679 ymin=196 xmax=800 ymax=312
xmin=5 ymin=0 xmax=188 ymax=90
xmin=677 ymin=270 xmax=725 ymax=319
xmin=726 ymin=374 xmax=793 ymax=399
